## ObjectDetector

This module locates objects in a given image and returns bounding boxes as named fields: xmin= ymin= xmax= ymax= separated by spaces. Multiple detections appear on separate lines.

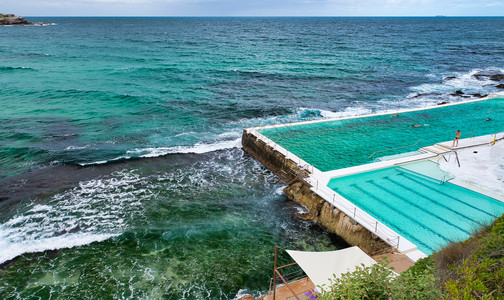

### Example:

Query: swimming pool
xmin=327 ymin=161 xmax=504 ymax=254
xmin=259 ymin=97 xmax=504 ymax=172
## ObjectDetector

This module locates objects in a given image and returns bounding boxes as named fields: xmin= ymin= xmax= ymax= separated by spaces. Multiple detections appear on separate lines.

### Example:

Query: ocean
xmin=0 ymin=17 xmax=503 ymax=299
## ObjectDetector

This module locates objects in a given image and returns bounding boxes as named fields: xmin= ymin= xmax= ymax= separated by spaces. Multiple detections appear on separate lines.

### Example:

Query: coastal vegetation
xmin=317 ymin=213 xmax=504 ymax=299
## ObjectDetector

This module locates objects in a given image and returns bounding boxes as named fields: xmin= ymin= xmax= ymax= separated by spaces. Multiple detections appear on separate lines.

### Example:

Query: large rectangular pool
xmin=259 ymin=97 xmax=504 ymax=172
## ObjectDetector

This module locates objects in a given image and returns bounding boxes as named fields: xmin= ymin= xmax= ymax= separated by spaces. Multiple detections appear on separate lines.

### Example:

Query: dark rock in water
xmin=444 ymin=76 xmax=456 ymax=80
xmin=496 ymin=84 xmax=504 ymax=89
xmin=481 ymin=94 xmax=488 ymax=98
xmin=470 ymin=93 xmax=482 ymax=98
xmin=0 ymin=13 xmax=31 ymax=25
xmin=449 ymin=90 xmax=465 ymax=97
xmin=437 ymin=101 xmax=448 ymax=105
xmin=490 ymin=74 xmax=504 ymax=81
xmin=473 ymin=71 xmax=504 ymax=82
xmin=0 ymin=13 xmax=49 ymax=26
xmin=411 ymin=92 xmax=441 ymax=98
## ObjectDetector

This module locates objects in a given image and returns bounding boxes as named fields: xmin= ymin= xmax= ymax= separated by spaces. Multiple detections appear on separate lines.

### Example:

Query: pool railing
xmin=245 ymin=127 xmax=419 ymax=255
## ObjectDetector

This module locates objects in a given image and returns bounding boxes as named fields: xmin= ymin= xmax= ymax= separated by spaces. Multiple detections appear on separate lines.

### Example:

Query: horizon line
xmin=24 ymin=15 xmax=504 ymax=18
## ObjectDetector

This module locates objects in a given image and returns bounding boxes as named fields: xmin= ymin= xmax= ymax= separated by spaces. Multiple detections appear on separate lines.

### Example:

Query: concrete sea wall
xmin=242 ymin=129 xmax=390 ymax=255
xmin=241 ymin=129 xmax=308 ymax=182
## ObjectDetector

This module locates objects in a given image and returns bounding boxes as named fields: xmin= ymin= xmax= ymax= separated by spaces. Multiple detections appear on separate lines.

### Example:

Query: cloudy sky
xmin=3 ymin=0 xmax=504 ymax=17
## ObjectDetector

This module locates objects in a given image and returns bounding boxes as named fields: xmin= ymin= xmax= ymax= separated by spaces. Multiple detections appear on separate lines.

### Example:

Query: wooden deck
xmin=259 ymin=277 xmax=315 ymax=300
xmin=238 ymin=250 xmax=415 ymax=300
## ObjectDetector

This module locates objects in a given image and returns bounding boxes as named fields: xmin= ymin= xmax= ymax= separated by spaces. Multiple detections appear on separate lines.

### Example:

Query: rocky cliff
xmin=0 ymin=14 xmax=32 ymax=25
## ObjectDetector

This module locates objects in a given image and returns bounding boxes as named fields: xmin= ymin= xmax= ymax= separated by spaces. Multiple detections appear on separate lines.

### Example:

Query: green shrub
xmin=317 ymin=258 xmax=441 ymax=300
xmin=442 ymin=215 xmax=504 ymax=299
xmin=316 ymin=214 xmax=504 ymax=300
xmin=407 ymin=256 xmax=434 ymax=276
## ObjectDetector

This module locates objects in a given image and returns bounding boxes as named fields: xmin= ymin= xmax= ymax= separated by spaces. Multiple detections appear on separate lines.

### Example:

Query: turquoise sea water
xmin=1 ymin=17 xmax=504 ymax=299
xmin=328 ymin=163 xmax=504 ymax=254
xmin=259 ymin=97 xmax=504 ymax=171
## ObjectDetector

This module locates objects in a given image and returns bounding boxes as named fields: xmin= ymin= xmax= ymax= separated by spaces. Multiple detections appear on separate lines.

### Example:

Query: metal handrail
xmin=367 ymin=139 xmax=423 ymax=160
xmin=314 ymin=184 xmax=402 ymax=249
xmin=251 ymin=128 xmax=403 ymax=250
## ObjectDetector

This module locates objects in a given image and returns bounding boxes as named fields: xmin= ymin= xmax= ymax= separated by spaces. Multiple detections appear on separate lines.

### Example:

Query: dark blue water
xmin=0 ymin=17 xmax=503 ymax=299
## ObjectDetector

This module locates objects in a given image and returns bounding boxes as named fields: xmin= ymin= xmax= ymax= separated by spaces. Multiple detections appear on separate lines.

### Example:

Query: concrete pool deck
xmin=242 ymin=93 xmax=504 ymax=262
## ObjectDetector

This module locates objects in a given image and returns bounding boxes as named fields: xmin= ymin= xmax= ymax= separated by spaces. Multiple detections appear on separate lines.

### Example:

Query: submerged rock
xmin=473 ymin=71 xmax=504 ymax=82
xmin=469 ymin=93 xmax=488 ymax=98
xmin=449 ymin=90 xmax=465 ymax=97
xmin=490 ymin=74 xmax=504 ymax=81
xmin=410 ymin=92 xmax=441 ymax=99
xmin=496 ymin=84 xmax=504 ymax=89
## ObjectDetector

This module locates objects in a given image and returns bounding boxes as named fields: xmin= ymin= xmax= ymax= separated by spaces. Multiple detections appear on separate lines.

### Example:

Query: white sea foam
xmin=294 ymin=203 xmax=309 ymax=215
xmin=319 ymin=106 xmax=373 ymax=118
xmin=174 ymin=131 xmax=196 ymax=137
xmin=275 ymin=185 xmax=286 ymax=195
xmin=369 ymin=67 xmax=504 ymax=113
xmin=79 ymin=136 xmax=242 ymax=166
xmin=80 ymin=160 xmax=108 ymax=166
xmin=233 ymin=289 xmax=260 ymax=300
xmin=0 ymin=170 xmax=149 ymax=264
xmin=399 ymin=67 xmax=504 ymax=107
xmin=127 ymin=138 xmax=241 ymax=158
xmin=412 ymin=68 xmax=498 ymax=94
xmin=218 ymin=131 xmax=241 ymax=139
xmin=0 ymin=231 xmax=116 ymax=264
xmin=235 ymin=107 xmax=324 ymax=129
xmin=65 ymin=145 xmax=89 ymax=150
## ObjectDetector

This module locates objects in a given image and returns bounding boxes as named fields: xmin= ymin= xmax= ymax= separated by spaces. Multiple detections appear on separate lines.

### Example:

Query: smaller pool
xmin=327 ymin=161 xmax=504 ymax=255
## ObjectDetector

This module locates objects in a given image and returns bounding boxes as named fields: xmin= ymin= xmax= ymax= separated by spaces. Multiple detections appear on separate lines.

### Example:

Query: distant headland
xmin=0 ymin=13 xmax=50 ymax=26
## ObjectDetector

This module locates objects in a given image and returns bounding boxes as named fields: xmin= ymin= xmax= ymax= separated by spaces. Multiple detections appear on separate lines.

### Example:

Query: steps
xmin=329 ymin=167 xmax=492 ymax=254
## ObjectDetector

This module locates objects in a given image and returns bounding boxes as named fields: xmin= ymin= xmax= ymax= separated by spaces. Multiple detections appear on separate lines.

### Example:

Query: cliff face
xmin=0 ymin=14 xmax=31 ymax=25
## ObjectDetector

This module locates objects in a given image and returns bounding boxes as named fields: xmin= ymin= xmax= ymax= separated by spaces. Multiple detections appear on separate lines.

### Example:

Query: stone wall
xmin=284 ymin=182 xmax=391 ymax=255
xmin=241 ymin=129 xmax=308 ymax=182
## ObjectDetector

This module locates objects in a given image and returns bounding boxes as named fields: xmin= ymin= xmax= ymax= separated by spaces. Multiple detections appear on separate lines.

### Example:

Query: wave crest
xmin=0 ymin=170 xmax=148 ymax=264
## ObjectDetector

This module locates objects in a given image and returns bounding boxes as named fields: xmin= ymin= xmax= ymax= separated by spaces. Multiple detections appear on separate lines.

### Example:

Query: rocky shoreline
xmin=0 ymin=13 xmax=49 ymax=26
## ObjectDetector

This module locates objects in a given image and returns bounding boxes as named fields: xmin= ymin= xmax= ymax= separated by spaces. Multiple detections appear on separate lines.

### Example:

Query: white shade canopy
xmin=286 ymin=246 xmax=376 ymax=289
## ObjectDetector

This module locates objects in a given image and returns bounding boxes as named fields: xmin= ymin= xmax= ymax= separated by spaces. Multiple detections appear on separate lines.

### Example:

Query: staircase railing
xmin=367 ymin=139 xmax=423 ymax=160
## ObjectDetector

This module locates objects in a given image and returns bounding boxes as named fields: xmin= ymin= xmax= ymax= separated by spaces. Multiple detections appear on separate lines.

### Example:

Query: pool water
xmin=327 ymin=163 xmax=504 ymax=254
xmin=259 ymin=97 xmax=504 ymax=172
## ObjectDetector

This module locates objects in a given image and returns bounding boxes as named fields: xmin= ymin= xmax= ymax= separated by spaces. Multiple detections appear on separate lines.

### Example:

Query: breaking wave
xmin=0 ymin=170 xmax=148 ymax=264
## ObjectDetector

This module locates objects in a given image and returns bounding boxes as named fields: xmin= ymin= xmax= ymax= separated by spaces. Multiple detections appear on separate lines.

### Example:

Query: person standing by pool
xmin=453 ymin=130 xmax=461 ymax=147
